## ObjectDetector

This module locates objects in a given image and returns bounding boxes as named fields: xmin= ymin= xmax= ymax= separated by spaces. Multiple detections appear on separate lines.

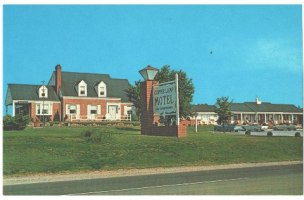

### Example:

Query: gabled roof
xmin=6 ymin=84 xmax=60 ymax=103
xmin=193 ymin=102 xmax=302 ymax=114
xmin=192 ymin=104 xmax=216 ymax=112
xmin=231 ymin=103 xmax=254 ymax=112
xmin=59 ymin=71 xmax=130 ymax=102
xmin=244 ymin=102 xmax=302 ymax=113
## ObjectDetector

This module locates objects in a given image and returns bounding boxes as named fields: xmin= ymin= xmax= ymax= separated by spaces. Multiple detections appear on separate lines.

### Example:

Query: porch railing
xmin=67 ymin=114 xmax=131 ymax=122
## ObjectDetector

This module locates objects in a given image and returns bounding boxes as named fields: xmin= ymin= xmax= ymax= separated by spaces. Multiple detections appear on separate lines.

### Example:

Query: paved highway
xmin=4 ymin=163 xmax=303 ymax=195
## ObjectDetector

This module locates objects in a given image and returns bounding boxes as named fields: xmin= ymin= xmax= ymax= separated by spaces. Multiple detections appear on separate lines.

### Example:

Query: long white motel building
xmin=192 ymin=98 xmax=303 ymax=126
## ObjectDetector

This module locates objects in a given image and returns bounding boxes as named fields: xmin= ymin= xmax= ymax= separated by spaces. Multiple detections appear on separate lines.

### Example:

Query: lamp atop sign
xmin=139 ymin=65 xmax=158 ymax=81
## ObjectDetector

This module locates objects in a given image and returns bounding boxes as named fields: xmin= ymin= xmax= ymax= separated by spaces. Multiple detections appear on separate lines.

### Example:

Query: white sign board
xmin=153 ymin=81 xmax=177 ymax=116
xmin=153 ymin=74 xmax=179 ymax=126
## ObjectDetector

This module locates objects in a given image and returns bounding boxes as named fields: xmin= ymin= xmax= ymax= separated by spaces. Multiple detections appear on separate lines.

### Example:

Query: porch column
xmin=281 ymin=114 xmax=283 ymax=123
xmin=240 ymin=113 xmax=243 ymax=124
xmin=291 ymin=114 xmax=294 ymax=124
xmin=255 ymin=113 xmax=258 ymax=123
xmin=12 ymin=101 xmax=15 ymax=117
xmin=264 ymin=113 xmax=266 ymax=123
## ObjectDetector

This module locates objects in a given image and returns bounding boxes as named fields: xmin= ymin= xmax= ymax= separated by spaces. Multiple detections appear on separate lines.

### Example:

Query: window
xmin=42 ymin=105 xmax=49 ymax=114
xmin=97 ymin=81 xmax=107 ymax=97
xmin=36 ymin=103 xmax=51 ymax=115
xmin=90 ymin=105 xmax=97 ymax=114
xmin=77 ymin=80 xmax=87 ymax=96
xmin=39 ymin=86 xmax=48 ymax=98
xmin=80 ymin=86 xmax=86 ymax=95
xmin=99 ymin=87 xmax=105 ymax=96
xmin=69 ymin=105 xmax=76 ymax=114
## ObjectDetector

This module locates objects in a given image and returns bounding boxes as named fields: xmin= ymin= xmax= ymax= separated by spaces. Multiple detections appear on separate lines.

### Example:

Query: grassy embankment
xmin=3 ymin=125 xmax=303 ymax=176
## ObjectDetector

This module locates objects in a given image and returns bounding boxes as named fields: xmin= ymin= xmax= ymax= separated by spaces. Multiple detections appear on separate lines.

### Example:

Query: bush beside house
xmin=3 ymin=114 xmax=31 ymax=131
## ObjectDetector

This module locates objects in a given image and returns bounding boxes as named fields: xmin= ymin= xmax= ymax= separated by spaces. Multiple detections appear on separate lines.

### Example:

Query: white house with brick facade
xmin=5 ymin=65 xmax=133 ymax=123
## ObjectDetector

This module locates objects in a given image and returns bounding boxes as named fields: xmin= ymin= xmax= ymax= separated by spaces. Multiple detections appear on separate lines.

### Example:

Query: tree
xmin=214 ymin=96 xmax=232 ymax=125
xmin=124 ymin=65 xmax=195 ymax=119
xmin=124 ymin=80 xmax=141 ymax=117
xmin=154 ymin=65 xmax=194 ymax=119
xmin=3 ymin=114 xmax=30 ymax=131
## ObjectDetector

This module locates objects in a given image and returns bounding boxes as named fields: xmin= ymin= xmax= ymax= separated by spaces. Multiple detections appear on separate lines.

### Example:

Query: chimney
xmin=256 ymin=97 xmax=261 ymax=105
xmin=55 ymin=64 xmax=62 ymax=95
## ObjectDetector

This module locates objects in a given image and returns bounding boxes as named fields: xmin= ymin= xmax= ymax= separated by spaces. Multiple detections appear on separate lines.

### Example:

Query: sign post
xmin=175 ymin=73 xmax=179 ymax=126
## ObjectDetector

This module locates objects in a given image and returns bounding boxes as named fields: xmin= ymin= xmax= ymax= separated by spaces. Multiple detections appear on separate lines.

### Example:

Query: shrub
xmin=3 ymin=114 xmax=30 ymax=131
xmin=81 ymin=129 xmax=112 ymax=143
xmin=131 ymin=114 xmax=139 ymax=121
xmin=245 ymin=130 xmax=251 ymax=135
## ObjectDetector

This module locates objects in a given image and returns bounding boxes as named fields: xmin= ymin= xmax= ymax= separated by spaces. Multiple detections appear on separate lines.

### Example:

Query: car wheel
xmin=295 ymin=132 xmax=301 ymax=137
xmin=245 ymin=131 xmax=251 ymax=135
xmin=267 ymin=132 xmax=273 ymax=137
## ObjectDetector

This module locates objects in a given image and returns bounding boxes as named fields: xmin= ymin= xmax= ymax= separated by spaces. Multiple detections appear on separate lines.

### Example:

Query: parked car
xmin=242 ymin=125 xmax=263 ymax=132
xmin=214 ymin=124 xmax=245 ymax=132
xmin=273 ymin=124 xmax=296 ymax=131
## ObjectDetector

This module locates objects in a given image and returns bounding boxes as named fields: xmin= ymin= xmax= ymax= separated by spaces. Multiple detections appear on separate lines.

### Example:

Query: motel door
xmin=108 ymin=105 xmax=117 ymax=120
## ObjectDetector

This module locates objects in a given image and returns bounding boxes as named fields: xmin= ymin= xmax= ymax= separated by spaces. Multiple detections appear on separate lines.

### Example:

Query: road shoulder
xmin=3 ymin=160 xmax=302 ymax=186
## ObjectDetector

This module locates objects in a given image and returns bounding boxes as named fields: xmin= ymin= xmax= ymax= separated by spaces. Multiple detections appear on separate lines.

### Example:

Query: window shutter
xmin=66 ymin=104 xmax=70 ymax=115
xmin=97 ymin=105 xmax=101 ymax=115
xmin=77 ymin=105 xmax=80 ymax=115
xmin=87 ymin=105 xmax=90 ymax=117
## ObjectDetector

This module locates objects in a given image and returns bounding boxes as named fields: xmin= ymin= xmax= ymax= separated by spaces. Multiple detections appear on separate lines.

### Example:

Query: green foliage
xmin=3 ymin=114 xmax=30 ymax=131
xmin=81 ymin=129 xmax=112 ymax=143
xmin=154 ymin=65 xmax=194 ymax=119
xmin=124 ymin=81 xmax=141 ymax=116
xmin=131 ymin=113 xmax=139 ymax=121
xmin=3 ymin=126 xmax=302 ymax=175
xmin=214 ymin=97 xmax=233 ymax=125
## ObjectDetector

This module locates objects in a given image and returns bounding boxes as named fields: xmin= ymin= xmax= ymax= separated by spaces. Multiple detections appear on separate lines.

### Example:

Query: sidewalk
xmin=3 ymin=160 xmax=302 ymax=186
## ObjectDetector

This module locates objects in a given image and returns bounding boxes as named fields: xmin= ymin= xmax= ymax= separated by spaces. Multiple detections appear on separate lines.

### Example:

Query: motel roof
xmin=193 ymin=102 xmax=302 ymax=114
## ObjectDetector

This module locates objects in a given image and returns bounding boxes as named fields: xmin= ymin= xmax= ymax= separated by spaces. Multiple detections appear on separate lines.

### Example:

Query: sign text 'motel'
xmin=153 ymin=80 xmax=177 ymax=116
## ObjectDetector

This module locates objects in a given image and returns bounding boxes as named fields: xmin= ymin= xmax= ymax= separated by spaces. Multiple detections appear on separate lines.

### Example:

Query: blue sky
xmin=3 ymin=5 xmax=303 ymax=115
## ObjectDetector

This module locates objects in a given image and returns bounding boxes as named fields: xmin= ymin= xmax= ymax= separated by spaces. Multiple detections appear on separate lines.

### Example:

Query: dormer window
xmin=96 ymin=81 xmax=107 ymax=97
xmin=77 ymin=80 xmax=87 ymax=96
xmin=80 ymin=86 xmax=86 ymax=95
xmin=99 ymin=87 xmax=105 ymax=96
xmin=39 ymin=86 xmax=48 ymax=98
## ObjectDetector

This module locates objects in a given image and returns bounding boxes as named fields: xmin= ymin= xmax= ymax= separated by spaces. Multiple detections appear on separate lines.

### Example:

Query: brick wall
xmin=63 ymin=98 xmax=122 ymax=117
xmin=30 ymin=103 xmax=36 ymax=121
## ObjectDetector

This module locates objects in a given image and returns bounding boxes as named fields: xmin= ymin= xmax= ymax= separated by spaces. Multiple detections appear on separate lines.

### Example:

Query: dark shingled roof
xmin=193 ymin=102 xmax=302 ymax=113
xmin=192 ymin=104 xmax=216 ymax=112
xmin=231 ymin=103 xmax=254 ymax=112
xmin=244 ymin=102 xmax=302 ymax=113
xmin=59 ymin=71 xmax=130 ymax=102
xmin=7 ymin=84 xmax=60 ymax=101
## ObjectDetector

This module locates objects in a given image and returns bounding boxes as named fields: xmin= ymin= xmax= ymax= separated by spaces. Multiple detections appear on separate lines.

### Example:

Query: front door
xmin=108 ymin=105 xmax=117 ymax=120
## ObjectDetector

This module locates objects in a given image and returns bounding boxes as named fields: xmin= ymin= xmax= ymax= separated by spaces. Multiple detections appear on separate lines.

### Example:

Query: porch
xmin=66 ymin=114 xmax=132 ymax=122
xmin=231 ymin=112 xmax=302 ymax=125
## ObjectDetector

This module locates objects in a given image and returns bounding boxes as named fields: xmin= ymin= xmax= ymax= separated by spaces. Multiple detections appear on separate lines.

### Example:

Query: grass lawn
xmin=3 ymin=125 xmax=303 ymax=176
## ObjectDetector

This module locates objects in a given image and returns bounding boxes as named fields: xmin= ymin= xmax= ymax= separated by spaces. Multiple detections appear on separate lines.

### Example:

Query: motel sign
xmin=153 ymin=74 xmax=180 ymax=125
